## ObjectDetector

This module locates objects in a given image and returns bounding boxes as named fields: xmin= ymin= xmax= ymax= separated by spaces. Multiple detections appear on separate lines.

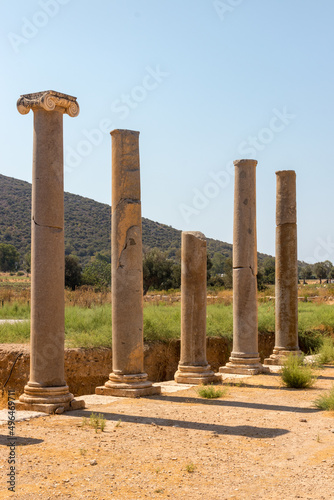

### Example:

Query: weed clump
xmin=81 ymin=412 xmax=106 ymax=432
xmin=316 ymin=337 xmax=334 ymax=366
xmin=185 ymin=462 xmax=196 ymax=473
xmin=196 ymin=384 xmax=226 ymax=399
xmin=280 ymin=354 xmax=317 ymax=389
xmin=314 ymin=386 xmax=334 ymax=411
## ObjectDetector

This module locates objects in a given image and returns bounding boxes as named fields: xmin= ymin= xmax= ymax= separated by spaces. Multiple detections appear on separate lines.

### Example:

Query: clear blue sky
xmin=1 ymin=0 xmax=333 ymax=263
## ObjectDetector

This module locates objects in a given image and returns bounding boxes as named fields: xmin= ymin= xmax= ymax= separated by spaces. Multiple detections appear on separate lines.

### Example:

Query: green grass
xmin=64 ymin=305 xmax=112 ymax=347
xmin=298 ymin=302 xmax=334 ymax=333
xmin=0 ymin=300 xmax=333 ymax=349
xmin=314 ymin=386 xmax=334 ymax=411
xmin=143 ymin=303 xmax=181 ymax=341
xmin=0 ymin=320 xmax=30 ymax=343
xmin=0 ymin=302 xmax=30 ymax=319
xmin=280 ymin=354 xmax=317 ymax=389
xmin=206 ymin=303 xmax=233 ymax=338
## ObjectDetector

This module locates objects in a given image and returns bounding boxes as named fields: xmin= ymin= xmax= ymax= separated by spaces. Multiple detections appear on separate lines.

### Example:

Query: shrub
xmin=314 ymin=386 xmax=334 ymax=411
xmin=316 ymin=337 xmax=334 ymax=365
xmin=196 ymin=384 xmax=226 ymax=399
xmin=280 ymin=354 xmax=317 ymax=389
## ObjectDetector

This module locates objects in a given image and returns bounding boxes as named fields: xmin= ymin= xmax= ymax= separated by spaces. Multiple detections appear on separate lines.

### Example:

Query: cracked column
xmin=220 ymin=159 xmax=262 ymax=375
xmin=16 ymin=91 xmax=84 ymax=413
xmin=96 ymin=129 xmax=160 ymax=397
xmin=264 ymin=170 xmax=301 ymax=365
xmin=175 ymin=231 xmax=218 ymax=384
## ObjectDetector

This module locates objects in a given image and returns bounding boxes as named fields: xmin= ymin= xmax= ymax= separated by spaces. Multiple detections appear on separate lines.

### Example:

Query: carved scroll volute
xmin=17 ymin=90 xmax=79 ymax=117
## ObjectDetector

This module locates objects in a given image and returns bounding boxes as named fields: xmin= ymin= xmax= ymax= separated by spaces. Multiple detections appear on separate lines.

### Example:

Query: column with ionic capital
xmin=264 ymin=170 xmax=301 ymax=365
xmin=220 ymin=159 xmax=263 ymax=375
xmin=175 ymin=231 xmax=218 ymax=384
xmin=16 ymin=91 xmax=84 ymax=413
xmin=96 ymin=129 xmax=160 ymax=397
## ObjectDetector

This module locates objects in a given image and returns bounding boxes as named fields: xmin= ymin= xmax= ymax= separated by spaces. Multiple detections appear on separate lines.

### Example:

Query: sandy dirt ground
xmin=1 ymin=367 xmax=334 ymax=500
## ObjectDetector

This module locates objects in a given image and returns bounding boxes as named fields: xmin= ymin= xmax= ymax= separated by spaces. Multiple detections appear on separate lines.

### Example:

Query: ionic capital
xmin=17 ymin=90 xmax=79 ymax=117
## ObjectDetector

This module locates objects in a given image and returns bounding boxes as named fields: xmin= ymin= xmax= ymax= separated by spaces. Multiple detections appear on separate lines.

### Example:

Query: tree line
xmin=1 ymin=242 xmax=333 ymax=292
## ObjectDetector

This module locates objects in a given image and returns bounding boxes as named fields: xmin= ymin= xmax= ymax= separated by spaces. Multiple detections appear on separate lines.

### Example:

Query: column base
xmin=220 ymin=355 xmax=263 ymax=375
xmin=263 ymin=348 xmax=303 ymax=366
xmin=17 ymin=384 xmax=84 ymax=414
xmin=174 ymin=364 xmax=221 ymax=384
xmin=95 ymin=372 xmax=161 ymax=398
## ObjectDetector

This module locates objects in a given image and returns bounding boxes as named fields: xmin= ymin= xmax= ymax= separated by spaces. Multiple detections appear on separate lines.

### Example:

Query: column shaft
xmin=264 ymin=170 xmax=301 ymax=365
xmin=96 ymin=129 xmax=160 ymax=397
xmin=220 ymin=159 xmax=262 ymax=375
xmin=175 ymin=231 xmax=217 ymax=384
xmin=16 ymin=90 xmax=84 ymax=413
xmin=30 ymin=109 xmax=65 ymax=387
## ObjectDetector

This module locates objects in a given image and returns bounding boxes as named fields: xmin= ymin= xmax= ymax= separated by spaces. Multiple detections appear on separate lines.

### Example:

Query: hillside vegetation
xmin=0 ymin=173 xmax=271 ymax=265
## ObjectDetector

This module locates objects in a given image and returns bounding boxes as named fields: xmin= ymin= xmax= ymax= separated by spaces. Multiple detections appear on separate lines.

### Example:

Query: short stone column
xmin=175 ymin=231 xmax=218 ymax=384
xmin=16 ymin=91 xmax=84 ymax=413
xmin=220 ymin=159 xmax=262 ymax=375
xmin=96 ymin=129 xmax=160 ymax=397
xmin=264 ymin=170 xmax=301 ymax=365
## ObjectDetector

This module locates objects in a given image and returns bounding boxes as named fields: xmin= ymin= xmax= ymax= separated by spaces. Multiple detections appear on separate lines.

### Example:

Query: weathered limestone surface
xmin=16 ymin=91 xmax=84 ymax=413
xmin=96 ymin=129 xmax=160 ymax=397
xmin=220 ymin=159 xmax=262 ymax=375
xmin=264 ymin=170 xmax=301 ymax=365
xmin=175 ymin=231 xmax=218 ymax=384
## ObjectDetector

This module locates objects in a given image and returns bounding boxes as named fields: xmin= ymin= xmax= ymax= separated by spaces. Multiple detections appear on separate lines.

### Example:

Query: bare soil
xmin=1 ymin=367 xmax=334 ymax=500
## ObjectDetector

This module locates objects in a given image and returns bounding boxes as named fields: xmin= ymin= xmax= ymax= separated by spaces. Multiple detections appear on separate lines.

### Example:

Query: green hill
xmin=0 ymin=173 xmax=271 ymax=265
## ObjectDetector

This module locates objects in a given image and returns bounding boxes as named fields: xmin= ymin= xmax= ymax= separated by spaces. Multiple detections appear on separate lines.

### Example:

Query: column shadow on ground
xmin=66 ymin=409 xmax=289 ymax=438
xmin=0 ymin=435 xmax=43 ymax=446
xmin=148 ymin=395 xmax=319 ymax=413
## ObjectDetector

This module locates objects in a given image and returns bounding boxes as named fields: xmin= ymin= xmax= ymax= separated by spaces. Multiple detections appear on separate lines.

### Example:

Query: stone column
xmin=220 ymin=159 xmax=262 ymax=375
xmin=96 ymin=129 xmax=160 ymax=397
xmin=175 ymin=231 xmax=218 ymax=384
xmin=16 ymin=91 xmax=84 ymax=413
xmin=264 ymin=170 xmax=301 ymax=365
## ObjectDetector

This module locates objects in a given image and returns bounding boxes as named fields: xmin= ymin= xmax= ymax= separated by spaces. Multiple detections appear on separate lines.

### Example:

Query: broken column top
xmin=182 ymin=231 xmax=206 ymax=241
xmin=111 ymin=129 xmax=141 ymax=207
xmin=276 ymin=170 xmax=296 ymax=225
xmin=111 ymin=129 xmax=140 ymax=137
xmin=233 ymin=159 xmax=258 ymax=167
xmin=17 ymin=90 xmax=79 ymax=117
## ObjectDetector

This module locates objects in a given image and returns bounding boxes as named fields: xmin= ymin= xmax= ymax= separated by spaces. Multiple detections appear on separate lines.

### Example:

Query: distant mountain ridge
xmin=0 ymin=173 xmax=271 ymax=265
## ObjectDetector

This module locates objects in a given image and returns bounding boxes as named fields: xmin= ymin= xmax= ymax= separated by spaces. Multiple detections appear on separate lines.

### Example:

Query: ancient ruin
xmin=220 ymin=159 xmax=263 ymax=375
xmin=264 ymin=170 xmax=301 ymax=365
xmin=16 ymin=90 xmax=84 ymax=413
xmin=175 ymin=231 xmax=218 ymax=384
xmin=96 ymin=129 xmax=160 ymax=397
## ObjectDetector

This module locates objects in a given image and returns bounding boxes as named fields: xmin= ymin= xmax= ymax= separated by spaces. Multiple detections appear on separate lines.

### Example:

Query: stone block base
xmin=174 ymin=364 xmax=221 ymax=384
xmin=220 ymin=355 xmax=263 ymax=375
xmin=95 ymin=385 xmax=161 ymax=398
xmin=264 ymin=349 xmax=302 ymax=366
xmin=14 ymin=398 xmax=85 ymax=415
xmin=220 ymin=363 xmax=263 ymax=375
xmin=96 ymin=372 xmax=161 ymax=398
